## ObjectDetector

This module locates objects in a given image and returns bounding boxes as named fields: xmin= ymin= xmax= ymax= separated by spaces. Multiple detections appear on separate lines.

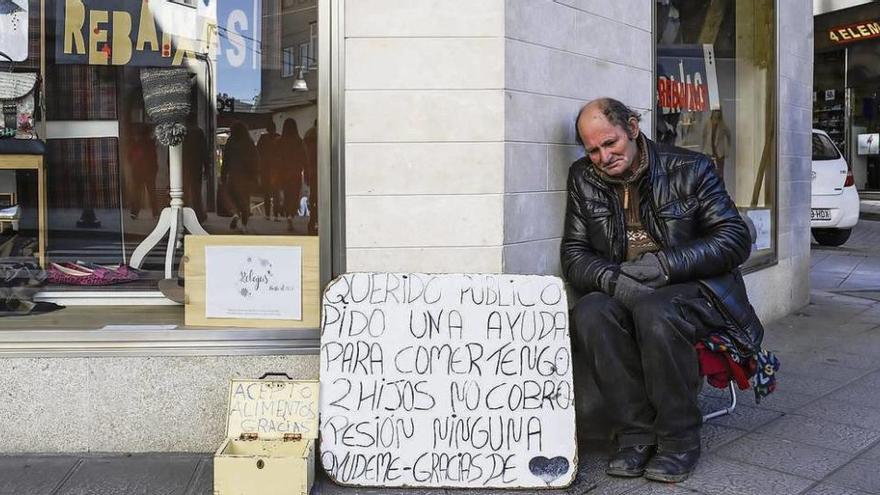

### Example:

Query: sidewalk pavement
xmin=4 ymin=249 xmax=880 ymax=494
xmin=859 ymin=198 xmax=880 ymax=222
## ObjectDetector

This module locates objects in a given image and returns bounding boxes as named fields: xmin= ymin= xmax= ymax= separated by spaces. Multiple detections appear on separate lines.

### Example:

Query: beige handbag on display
xmin=0 ymin=51 xmax=37 ymax=139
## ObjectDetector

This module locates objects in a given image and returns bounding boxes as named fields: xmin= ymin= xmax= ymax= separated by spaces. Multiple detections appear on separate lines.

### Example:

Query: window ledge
xmin=0 ymin=327 xmax=320 ymax=357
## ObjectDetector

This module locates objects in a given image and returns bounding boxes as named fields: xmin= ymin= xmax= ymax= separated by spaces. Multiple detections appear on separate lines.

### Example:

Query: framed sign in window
xmin=184 ymin=235 xmax=320 ymax=329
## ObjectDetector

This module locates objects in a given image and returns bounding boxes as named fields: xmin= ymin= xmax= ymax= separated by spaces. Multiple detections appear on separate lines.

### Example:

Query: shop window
xmin=0 ymin=0 xmax=325 ymax=328
xmin=655 ymin=0 xmax=777 ymax=268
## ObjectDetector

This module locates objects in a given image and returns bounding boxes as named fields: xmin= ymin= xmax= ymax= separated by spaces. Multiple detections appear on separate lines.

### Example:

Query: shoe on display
xmin=229 ymin=215 xmax=239 ymax=230
xmin=47 ymin=262 xmax=139 ymax=286
xmin=644 ymin=447 xmax=700 ymax=483
xmin=63 ymin=262 xmax=139 ymax=283
xmin=605 ymin=445 xmax=656 ymax=478
xmin=47 ymin=263 xmax=113 ymax=286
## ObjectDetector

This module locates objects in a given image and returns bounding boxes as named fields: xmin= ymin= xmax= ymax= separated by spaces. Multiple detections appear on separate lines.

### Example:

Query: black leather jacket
xmin=561 ymin=134 xmax=764 ymax=352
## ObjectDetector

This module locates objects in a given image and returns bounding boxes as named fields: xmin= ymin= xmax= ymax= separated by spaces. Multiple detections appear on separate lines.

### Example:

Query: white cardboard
xmin=205 ymin=245 xmax=302 ymax=320
xmin=319 ymin=273 xmax=577 ymax=489
xmin=225 ymin=379 xmax=319 ymax=441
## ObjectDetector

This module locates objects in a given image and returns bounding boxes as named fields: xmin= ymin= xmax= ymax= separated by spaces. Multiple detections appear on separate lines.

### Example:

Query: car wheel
xmin=812 ymin=228 xmax=852 ymax=246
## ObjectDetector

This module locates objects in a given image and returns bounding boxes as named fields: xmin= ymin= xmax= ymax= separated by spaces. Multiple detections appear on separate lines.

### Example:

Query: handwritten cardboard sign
xmin=225 ymin=379 xmax=319 ymax=440
xmin=318 ymin=273 xmax=577 ymax=489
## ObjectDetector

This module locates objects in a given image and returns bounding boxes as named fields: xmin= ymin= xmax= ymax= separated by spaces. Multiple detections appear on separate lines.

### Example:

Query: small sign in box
xmin=214 ymin=378 xmax=319 ymax=495
xmin=205 ymin=245 xmax=303 ymax=320
xmin=184 ymin=235 xmax=320 ymax=329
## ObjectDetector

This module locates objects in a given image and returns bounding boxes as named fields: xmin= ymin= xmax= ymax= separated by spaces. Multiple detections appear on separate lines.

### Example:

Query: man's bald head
xmin=575 ymin=98 xmax=642 ymax=177
xmin=575 ymin=98 xmax=641 ymax=146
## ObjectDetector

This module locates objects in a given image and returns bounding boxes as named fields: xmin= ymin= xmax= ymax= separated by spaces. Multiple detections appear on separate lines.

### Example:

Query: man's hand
xmin=612 ymin=273 xmax=655 ymax=309
xmin=620 ymin=252 xmax=669 ymax=289
xmin=601 ymin=270 xmax=655 ymax=309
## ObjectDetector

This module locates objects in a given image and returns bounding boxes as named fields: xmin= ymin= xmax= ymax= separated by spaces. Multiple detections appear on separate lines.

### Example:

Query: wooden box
xmin=214 ymin=378 xmax=319 ymax=495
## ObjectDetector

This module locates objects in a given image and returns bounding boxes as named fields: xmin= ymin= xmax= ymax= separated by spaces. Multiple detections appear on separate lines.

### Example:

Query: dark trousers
xmin=228 ymin=180 xmax=252 ymax=226
xmin=572 ymin=282 xmax=710 ymax=452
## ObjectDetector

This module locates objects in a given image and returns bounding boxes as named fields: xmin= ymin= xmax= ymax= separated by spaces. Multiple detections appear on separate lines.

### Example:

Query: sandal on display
xmin=48 ymin=263 xmax=107 ymax=286
xmin=66 ymin=262 xmax=140 ymax=283
xmin=47 ymin=263 xmax=125 ymax=286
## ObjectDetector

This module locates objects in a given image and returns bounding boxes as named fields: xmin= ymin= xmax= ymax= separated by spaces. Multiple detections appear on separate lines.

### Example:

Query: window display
xmin=655 ymin=0 xmax=777 ymax=267
xmin=0 ymin=0 xmax=323 ymax=326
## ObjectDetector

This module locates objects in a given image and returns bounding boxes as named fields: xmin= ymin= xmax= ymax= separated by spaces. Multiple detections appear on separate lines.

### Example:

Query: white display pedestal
xmin=130 ymin=143 xmax=208 ymax=278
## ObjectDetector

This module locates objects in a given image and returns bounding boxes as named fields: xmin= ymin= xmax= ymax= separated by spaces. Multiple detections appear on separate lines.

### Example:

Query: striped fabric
xmin=47 ymin=138 xmax=121 ymax=209
xmin=45 ymin=65 xmax=117 ymax=120
xmin=140 ymin=68 xmax=193 ymax=146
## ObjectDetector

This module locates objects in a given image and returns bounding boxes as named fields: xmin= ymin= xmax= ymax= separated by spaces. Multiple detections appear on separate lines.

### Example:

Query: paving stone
xmin=837 ymin=332 xmax=880 ymax=354
xmin=55 ymin=455 xmax=202 ymax=495
xmin=756 ymin=414 xmax=880 ymax=453
xmin=774 ymin=372 xmax=844 ymax=396
xmin=785 ymin=306 xmax=861 ymax=324
xmin=676 ymin=454 xmax=813 ymax=495
xmin=800 ymin=482 xmax=873 ymax=495
xmin=183 ymin=458 xmax=211 ymax=495
xmin=0 ymin=456 xmax=80 ymax=495
xmin=851 ymin=370 xmax=880 ymax=389
xmin=573 ymin=477 xmax=647 ymax=495
xmin=779 ymin=358 xmax=869 ymax=383
xmin=809 ymin=254 xmax=862 ymax=275
xmin=849 ymin=311 xmax=880 ymax=325
xmin=797 ymin=397 xmax=880 ymax=431
xmin=700 ymin=403 xmax=783 ymax=432
xmin=828 ymin=382 xmax=880 ymax=409
xmin=761 ymin=338 xmax=816 ymax=355
xmin=313 ymin=475 xmax=444 ymax=495
xmin=700 ymin=424 xmax=747 ymax=452
xmin=714 ymin=434 xmax=855 ymax=481
xmin=796 ymin=348 xmax=880 ymax=371
xmin=861 ymin=441 xmax=880 ymax=460
xmin=808 ymin=276 xmax=845 ymax=292
xmin=827 ymin=457 xmax=880 ymax=493
xmin=751 ymin=389 xmax=820 ymax=414
xmin=624 ymin=483 xmax=697 ymax=494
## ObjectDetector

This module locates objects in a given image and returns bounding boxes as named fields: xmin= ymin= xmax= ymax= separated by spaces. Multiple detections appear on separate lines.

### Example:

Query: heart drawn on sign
xmin=528 ymin=456 xmax=569 ymax=485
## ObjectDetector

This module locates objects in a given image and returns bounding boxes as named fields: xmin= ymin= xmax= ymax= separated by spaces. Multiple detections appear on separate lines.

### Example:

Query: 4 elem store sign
xmin=829 ymin=20 xmax=880 ymax=45
xmin=55 ymin=0 xmax=220 ymax=66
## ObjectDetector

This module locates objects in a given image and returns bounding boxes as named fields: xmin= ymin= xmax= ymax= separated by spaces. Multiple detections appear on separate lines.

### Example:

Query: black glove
xmin=600 ymin=270 xmax=655 ymax=309
xmin=620 ymin=252 xmax=669 ymax=289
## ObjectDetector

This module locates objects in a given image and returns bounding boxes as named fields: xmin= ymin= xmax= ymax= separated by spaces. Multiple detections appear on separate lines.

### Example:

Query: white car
xmin=811 ymin=129 xmax=860 ymax=246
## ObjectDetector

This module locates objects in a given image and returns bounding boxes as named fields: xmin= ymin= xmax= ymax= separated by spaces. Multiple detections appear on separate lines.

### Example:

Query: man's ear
xmin=627 ymin=117 xmax=640 ymax=140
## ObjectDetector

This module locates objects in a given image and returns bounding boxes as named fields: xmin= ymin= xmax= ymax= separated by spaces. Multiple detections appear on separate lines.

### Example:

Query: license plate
xmin=811 ymin=208 xmax=831 ymax=221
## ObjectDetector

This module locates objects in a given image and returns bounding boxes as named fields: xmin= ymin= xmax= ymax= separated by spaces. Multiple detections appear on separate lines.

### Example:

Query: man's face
xmin=578 ymin=110 xmax=640 ymax=177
